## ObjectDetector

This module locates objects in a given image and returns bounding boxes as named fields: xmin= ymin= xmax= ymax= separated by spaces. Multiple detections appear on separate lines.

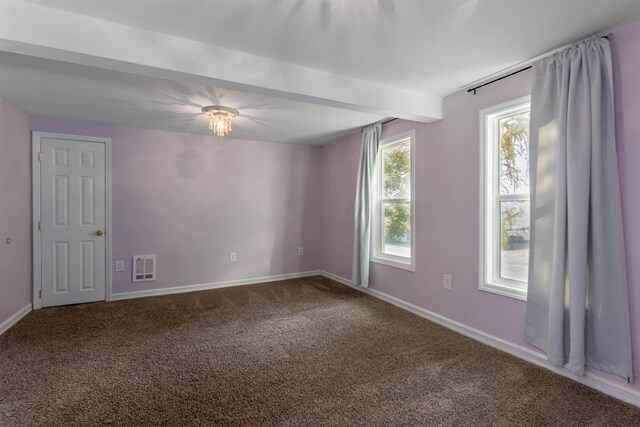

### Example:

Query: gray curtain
xmin=352 ymin=122 xmax=382 ymax=287
xmin=525 ymin=36 xmax=633 ymax=381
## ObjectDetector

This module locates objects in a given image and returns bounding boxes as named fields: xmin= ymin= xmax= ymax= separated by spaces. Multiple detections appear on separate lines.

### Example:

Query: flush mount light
xmin=201 ymin=105 xmax=239 ymax=137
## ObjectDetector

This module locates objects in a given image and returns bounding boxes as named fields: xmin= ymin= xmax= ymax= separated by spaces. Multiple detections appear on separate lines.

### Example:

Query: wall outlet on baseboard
xmin=443 ymin=274 xmax=452 ymax=290
xmin=298 ymin=247 xmax=304 ymax=256
xmin=115 ymin=260 xmax=125 ymax=272
xmin=229 ymin=252 xmax=237 ymax=263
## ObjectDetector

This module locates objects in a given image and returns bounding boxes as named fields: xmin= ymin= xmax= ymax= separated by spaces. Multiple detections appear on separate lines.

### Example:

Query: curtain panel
xmin=524 ymin=36 xmax=633 ymax=381
xmin=352 ymin=122 xmax=382 ymax=287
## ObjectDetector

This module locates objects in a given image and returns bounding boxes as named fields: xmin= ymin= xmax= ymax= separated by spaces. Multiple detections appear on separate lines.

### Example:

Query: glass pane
xmin=382 ymin=202 xmax=411 ymax=258
xmin=500 ymin=201 xmax=530 ymax=282
xmin=383 ymin=142 xmax=411 ymax=200
xmin=499 ymin=112 xmax=530 ymax=195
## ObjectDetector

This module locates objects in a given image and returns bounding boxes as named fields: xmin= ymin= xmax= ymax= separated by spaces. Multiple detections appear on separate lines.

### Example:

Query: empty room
xmin=2 ymin=0 xmax=640 ymax=425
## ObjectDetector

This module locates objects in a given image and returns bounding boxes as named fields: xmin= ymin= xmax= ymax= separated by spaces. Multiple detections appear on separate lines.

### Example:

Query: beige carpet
xmin=1 ymin=276 xmax=638 ymax=426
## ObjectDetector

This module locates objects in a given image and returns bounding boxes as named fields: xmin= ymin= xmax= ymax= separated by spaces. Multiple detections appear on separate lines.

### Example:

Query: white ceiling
xmin=2 ymin=0 xmax=640 ymax=144
xmin=0 ymin=52 xmax=383 ymax=144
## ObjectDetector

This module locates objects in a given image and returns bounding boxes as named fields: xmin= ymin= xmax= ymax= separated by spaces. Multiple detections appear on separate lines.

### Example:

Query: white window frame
xmin=371 ymin=130 xmax=415 ymax=272
xmin=479 ymin=97 xmax=530 ymax=301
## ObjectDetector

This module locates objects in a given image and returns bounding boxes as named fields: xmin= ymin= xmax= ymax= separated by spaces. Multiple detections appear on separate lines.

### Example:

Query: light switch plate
xmin=298 ymin=247 xmax=304 ymax=256
xmin=229 ymin=252 xmax=237 ymax=263
xmin=443 ymin=274 xmax=452 ymax=290
xmin=115 ymin=260 xmax=125 ymax=272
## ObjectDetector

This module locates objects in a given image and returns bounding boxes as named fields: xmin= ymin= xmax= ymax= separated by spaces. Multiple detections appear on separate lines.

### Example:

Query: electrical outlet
xmin=115 ymin=260 xmax=125 ymax=272
xmin=229 ymin=252 xmax=237 ymax=263
xmin=443 ymin=274 xmax=452 ymax=290
xmin=298 ymin=247 xmax=304 ymax=256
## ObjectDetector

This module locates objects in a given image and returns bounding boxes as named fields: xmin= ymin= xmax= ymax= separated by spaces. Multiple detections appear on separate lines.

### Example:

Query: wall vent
xmin=132 ymin=254 xmax=156 ymax=282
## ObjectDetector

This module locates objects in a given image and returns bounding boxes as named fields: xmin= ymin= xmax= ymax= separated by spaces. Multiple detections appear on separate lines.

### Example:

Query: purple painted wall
xmin=320 ymin=130 xmax=362 ymax=280
xmin=321 ymin=19 xmax=640 ymax=392
xmin=612 ymin=17 xmax=640 ymax=389
xmin=31 ymin=118 xmax=323 ymax=294
xmin=0 ymin=96 xmax=32 ymax=324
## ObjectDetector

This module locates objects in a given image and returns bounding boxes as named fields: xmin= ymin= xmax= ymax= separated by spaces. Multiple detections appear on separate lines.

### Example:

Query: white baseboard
xmin=319 ymin=270 xmax=640 ymax=408
xmin=0 ymin=304 xmax=32 ymax=336
xmin=111 ymin=270 xmax=323 ymax=301
xmin=321 ymin=270 xmax=354 ymax=287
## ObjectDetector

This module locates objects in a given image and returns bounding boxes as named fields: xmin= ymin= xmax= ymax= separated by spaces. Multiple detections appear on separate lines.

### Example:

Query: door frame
xmin=32 ymin=132 xmax=113 ymax=309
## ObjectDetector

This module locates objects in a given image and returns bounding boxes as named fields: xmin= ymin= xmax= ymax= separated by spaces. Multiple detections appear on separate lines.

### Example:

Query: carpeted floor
xmin=1 ymin=276 xmax=639 ymax=426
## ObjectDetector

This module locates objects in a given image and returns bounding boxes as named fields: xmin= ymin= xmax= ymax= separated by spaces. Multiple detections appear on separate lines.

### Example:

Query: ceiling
xmin=2 ymin=0 xmax=640 ymax=144
xmin=0 ymin=52 xmax=382 ymax=145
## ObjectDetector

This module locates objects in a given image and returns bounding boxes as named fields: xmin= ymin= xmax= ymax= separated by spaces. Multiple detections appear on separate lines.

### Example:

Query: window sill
xmin=480 ymin=281 xmax=527 ymax=301
xmin=371 ymin=256 xmax=415 ymax=272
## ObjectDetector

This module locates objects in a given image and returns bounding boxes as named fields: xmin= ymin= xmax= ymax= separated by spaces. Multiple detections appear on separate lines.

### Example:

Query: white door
xmin=39 ymin=137 xmax=106 ymax=307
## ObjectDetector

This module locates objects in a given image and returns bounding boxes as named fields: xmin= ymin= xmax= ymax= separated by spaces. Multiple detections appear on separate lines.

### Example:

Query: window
xmin=480 ymin=97 xmax=530 ymax=300
xmin=371 ymin=130 xmax=415 ymax=271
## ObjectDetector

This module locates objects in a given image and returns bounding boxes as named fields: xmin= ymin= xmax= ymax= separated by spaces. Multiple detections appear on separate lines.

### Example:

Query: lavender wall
xmin=612 ymin=17 xmax=640 ymax=389
xmin=0 ymin=97 xmax=32 ymax=324
xmin=320 ymin=130 xmax=362 ymax=280
xmin=321 ymin=19 xmax=640 ymax=392
xmin=31 ymin=118 xmax=323 ymax=294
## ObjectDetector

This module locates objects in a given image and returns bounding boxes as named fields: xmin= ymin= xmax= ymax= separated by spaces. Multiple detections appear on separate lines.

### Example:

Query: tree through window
xmin=480 ymin=98 xmax=531 ymax=300
xmin=372 ymin=131 xmax=415 ymax=271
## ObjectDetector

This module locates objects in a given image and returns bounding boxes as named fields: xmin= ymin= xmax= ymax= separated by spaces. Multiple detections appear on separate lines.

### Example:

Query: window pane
xmin=499 ymin=112 xmax=530 ymax=195
xmin=383 ymin=142 xmax=411 ymax=200
xmin=382 ymin=201 xmax=411 ymax=258
xmin=499 ymin=201 xmax=530 ymax=282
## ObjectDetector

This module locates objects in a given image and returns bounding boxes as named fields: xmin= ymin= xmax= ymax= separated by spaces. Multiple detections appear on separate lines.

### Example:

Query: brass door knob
xmin=95 ymin=230 xmax=104 ymax=236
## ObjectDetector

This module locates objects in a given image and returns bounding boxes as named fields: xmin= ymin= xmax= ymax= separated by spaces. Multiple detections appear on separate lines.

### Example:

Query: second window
xmin=372 ymin=130 xmax=415 ymax=271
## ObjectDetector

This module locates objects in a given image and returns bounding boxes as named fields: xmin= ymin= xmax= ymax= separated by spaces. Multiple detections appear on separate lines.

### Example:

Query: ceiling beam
xmin=0 ymin=1 xmax=442 ymax=123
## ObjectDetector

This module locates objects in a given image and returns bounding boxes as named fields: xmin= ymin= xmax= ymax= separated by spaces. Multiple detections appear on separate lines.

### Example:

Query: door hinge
xmin=38 ymin=152 xmax=43 ymax=162
xmin=38 ymin=289 xmax=42 ymax=299
xmin=38 ymin=221 xmax=44 ymax=231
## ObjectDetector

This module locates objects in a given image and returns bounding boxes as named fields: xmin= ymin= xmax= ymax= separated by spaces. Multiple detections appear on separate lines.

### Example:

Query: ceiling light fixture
xmin=201 ymin=106 xmax=239 ymax=137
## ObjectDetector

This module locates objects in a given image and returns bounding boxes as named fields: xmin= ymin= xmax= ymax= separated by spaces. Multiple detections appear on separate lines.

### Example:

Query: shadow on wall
xmin=269 ymin=146 xmax=300 ymax=276
xmin=175 ymin=140 xmax=205 ymax=178
xmin=269 ymin=145 xmax=318 ymax=276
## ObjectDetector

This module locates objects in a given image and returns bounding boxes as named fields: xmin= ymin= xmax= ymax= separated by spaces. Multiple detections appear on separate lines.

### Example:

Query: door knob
xmin=95 ymin=230 xmax=104 ymax=236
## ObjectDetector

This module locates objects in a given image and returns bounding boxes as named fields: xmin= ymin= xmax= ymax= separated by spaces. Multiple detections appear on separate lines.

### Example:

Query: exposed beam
xmin=0 ymin=1 xmax=442 ymax=122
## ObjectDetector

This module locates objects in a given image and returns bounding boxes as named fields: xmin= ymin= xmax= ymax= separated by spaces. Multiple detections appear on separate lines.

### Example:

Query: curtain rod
xmin=466 ymin=33 xmax=613 ymax=95
xmin=360 ymin=117 xmax=397 ymax=132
